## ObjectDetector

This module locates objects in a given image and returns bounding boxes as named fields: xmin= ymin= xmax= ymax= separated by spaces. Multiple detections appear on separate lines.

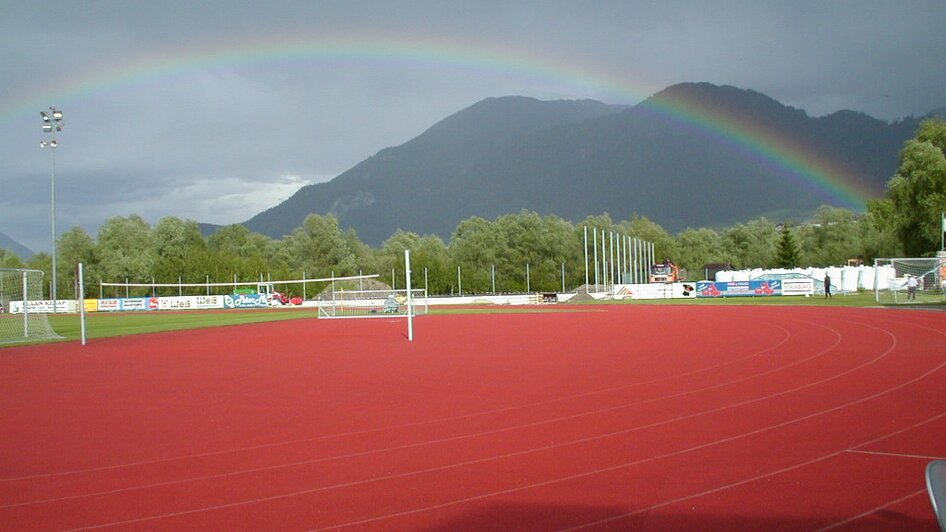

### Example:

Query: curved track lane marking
xmin=561 ymin=409 xmax=946 ymax=530
xmin=0 ymin=314 xmax=794 ymax=483
xmin=60 ymin=316 xmax=919 ymax=530
xmin=3 ymin=319 xmax=828 ymax=508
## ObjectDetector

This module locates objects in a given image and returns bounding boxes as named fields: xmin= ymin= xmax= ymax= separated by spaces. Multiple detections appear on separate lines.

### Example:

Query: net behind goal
xmin=317 ymin=288 xmax=428 ymax=319
xmin=0 ymin=268 xmax=62 ymax=344
xmin=874 ymin=257 xmax=946 ymax=304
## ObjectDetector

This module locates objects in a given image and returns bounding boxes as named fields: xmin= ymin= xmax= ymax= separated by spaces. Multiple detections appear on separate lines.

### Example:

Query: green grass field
xmin=43 ymin=309 xmax=316 ymax=344
xmin=2 ymin=292 xmax=940 ymax=348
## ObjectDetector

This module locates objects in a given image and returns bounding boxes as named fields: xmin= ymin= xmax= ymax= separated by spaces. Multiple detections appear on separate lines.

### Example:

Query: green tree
xmin=721 ymin=218 xmax=779 ymax=269
xmin=207 ymin=224 xmax=278 ymax=283
xmin=151 ymin=217 xmax=209 ymax=294
xmin=450 ymin=217 xmax=508 ymax=293
xmin=492 ymin=211 xmax=579 ymax=292
xmin=862 ymin=198 xmax=904 ymax=259
xmin=0 ymin=249 xmax=25 ymax=269
xmin=96 ymin=215 xmax=155 ymax=296
xmin=674 ymin=227 xmax=726 ymax=277
xmin=285 ymin=214 xmax=357 ymax=276
xmin=57 ymin=226 xmax=97 ymax=298
xmin=623 ymin=215 xmax=677 ymax=265
xmin=796 ymin=206 xmax=862 ymax=266
xmin=885 ymin=118 xmax=946 ymax=256
xmin=774 ymin=225 xmax=801 ymax=268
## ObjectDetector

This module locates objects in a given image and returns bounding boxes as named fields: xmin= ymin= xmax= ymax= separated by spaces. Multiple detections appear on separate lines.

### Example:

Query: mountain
xmin=0 ymin=231 xmax=34 ymax=259
xmin=243 ymin=83 xmax=930 ymax=245
xmin=244 ymin=96 xmax=624 ymax=243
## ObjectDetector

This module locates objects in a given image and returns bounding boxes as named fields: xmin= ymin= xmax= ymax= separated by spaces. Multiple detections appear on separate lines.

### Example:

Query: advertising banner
xmin=612 ymin=282 xmax=698 ymax=300
xmin=192 ymin=295 xmax=224 ymax=309
xmin=781 ymin=278 xmax=815 ymax=296
xmin=156 ymin=295 xmax=225 ymax=311
xmin=8 ymin=300 xmax=77 ymax=313
xmin=98 ymin=298 xmax=122 ymax=312
xmin=122 ymin=298 xmax=150 ymax=311
xmin=696 ymin=280 xmax=782 ymax=298
xmin=223 ymin=294 xmax=268 ymax=308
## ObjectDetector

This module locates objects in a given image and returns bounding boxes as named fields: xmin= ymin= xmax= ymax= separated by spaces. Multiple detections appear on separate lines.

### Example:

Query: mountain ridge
xmin=241 ymin=82 xmax=938 ymax=245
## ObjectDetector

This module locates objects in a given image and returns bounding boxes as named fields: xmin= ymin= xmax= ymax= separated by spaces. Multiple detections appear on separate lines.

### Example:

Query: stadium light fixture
xmin=40 ymin=106 xmax=63 ymax=311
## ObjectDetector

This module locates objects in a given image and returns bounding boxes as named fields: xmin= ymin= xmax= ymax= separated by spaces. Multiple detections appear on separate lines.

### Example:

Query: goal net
xmin=874 ymin=257 xmax=946 ymax=304
xmin=317 ymin=288 xmax=428 ymax=318
xmin=0 ymin=268 xmax=62 ymax=344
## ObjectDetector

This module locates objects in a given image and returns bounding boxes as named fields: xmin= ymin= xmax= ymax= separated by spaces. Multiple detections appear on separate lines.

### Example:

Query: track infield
xmin=0 ymin=305 xmax=944 ymax=530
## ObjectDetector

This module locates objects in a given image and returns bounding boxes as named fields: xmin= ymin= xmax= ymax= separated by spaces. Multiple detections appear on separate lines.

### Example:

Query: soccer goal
xmin=316 ymin=288 xmax=428 ymax=318
xmin=874 ymin=257 xmax=946 ymax=304
xmin=317 ymin=250 xmax=422 ymax=341
xmin=0 ymin=268 xmax=63 ymax=344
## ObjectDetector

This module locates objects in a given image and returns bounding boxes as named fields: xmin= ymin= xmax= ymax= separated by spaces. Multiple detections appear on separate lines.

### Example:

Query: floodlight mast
xmin=40 ymin=106 xmax=63 ymax=311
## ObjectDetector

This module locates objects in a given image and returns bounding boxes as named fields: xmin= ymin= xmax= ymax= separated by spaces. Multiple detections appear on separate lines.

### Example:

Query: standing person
xmin=824 ymin=273 xmax=832 ymax=298
xmin=907 ymin=274 xmax=918 ymax=301
xmin=939 ymin=260 xmax=946 ymax=294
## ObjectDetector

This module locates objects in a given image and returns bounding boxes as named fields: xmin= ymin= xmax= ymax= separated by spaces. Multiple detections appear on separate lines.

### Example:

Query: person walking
xmin=824 ymin=273 xmax=832 ymax=298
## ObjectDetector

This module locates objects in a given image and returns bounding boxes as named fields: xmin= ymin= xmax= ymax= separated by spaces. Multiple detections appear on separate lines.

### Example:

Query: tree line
xmin=1 ymin=118 xmax=942 ymax=298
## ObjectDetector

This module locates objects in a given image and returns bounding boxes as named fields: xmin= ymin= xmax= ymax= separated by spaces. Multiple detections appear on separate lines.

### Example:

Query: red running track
xmin=0 ymin=305 xmax=944 ymax=530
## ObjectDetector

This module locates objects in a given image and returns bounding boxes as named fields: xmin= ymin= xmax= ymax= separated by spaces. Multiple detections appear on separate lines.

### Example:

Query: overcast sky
xmin=2 ymin=1 xmax=945 ymax=253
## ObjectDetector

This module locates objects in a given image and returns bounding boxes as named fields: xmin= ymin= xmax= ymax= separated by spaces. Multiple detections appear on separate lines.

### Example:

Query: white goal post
xmin=874 ymin=256 xmax=946 ymax=304
xmin=316 ymin=250 xmax=421 ymax=341
xmin=99 ymin=273 xmax=379 ymax=301
xmin=0 ymin=268 xmax=63 ymax=344
xmin=316 ymin=288 xmax=428 ymax=319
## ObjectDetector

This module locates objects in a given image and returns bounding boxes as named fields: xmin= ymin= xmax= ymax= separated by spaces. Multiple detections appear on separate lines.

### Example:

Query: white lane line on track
xmin=562 ymin=409 xmax=946 ymax=531
xmin=0 ymin=317 xmax=794 ymax=483
xmin=61 ymin=316 xmax=912 ymax=530
xmin=327 ymin=364 xmax=946 ymax=532
xmin=846 ymin=449 xmax=946 ymax=461
xmin=815 ymin=489 xmax=928 ymax=531
xmin=2 ymin=321 xmax=814 ymax=509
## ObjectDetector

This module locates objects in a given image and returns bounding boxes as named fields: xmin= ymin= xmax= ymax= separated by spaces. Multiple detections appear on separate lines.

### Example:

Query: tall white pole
xmin=50 ymin=147 xmax=57 ymax=311
xmin=609 ymin=232 xmax=615 ymax=288
xmin=457 ymin=265 xmax=461 ymax=296
xmin=647 ymin=242 xmax=657 ymax=278
xmin=78 ymin=263 xmax=86 ymax=346
xmin=22 ymin=271 xmax=28 ymax=338
xmin=601 ymin=229 xmax=608 ymax=290
xmin=526 ymin=263 xmax=530 ymax=293
xmin=561 ymin=262 xmax=565 ymax=293
xmin=40 ymin=107 xmax=63 ymax=311
xmin=405 ymin=250 xmax=413 ymax=342
xmin=583 ymin=226 xmax=589 ymax=290
xmin=593 ymin=228 xmax=599 ymax=291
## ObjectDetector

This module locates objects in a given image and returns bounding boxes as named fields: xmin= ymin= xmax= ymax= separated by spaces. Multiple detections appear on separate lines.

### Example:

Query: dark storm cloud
xmin=1 ymin=0 xmax=944 ymax=252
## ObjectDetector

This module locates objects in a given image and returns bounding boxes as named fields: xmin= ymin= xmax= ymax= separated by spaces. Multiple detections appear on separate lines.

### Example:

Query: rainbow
xmin=2 ymin=31 xmax=875 ymax=210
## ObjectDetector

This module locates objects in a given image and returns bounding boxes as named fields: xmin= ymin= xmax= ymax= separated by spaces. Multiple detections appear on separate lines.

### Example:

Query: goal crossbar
xmin=100 ymin=273 xmax=379 ymax=289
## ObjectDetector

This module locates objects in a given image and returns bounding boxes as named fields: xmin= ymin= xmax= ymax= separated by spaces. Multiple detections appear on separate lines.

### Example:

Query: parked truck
xmin=649 ymin=260 xmax=684 ymax=283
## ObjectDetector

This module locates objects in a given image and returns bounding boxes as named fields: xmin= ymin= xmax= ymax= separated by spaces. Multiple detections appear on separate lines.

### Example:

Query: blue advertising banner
xmin=696 ymin=280 xmax=782 ymax=298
